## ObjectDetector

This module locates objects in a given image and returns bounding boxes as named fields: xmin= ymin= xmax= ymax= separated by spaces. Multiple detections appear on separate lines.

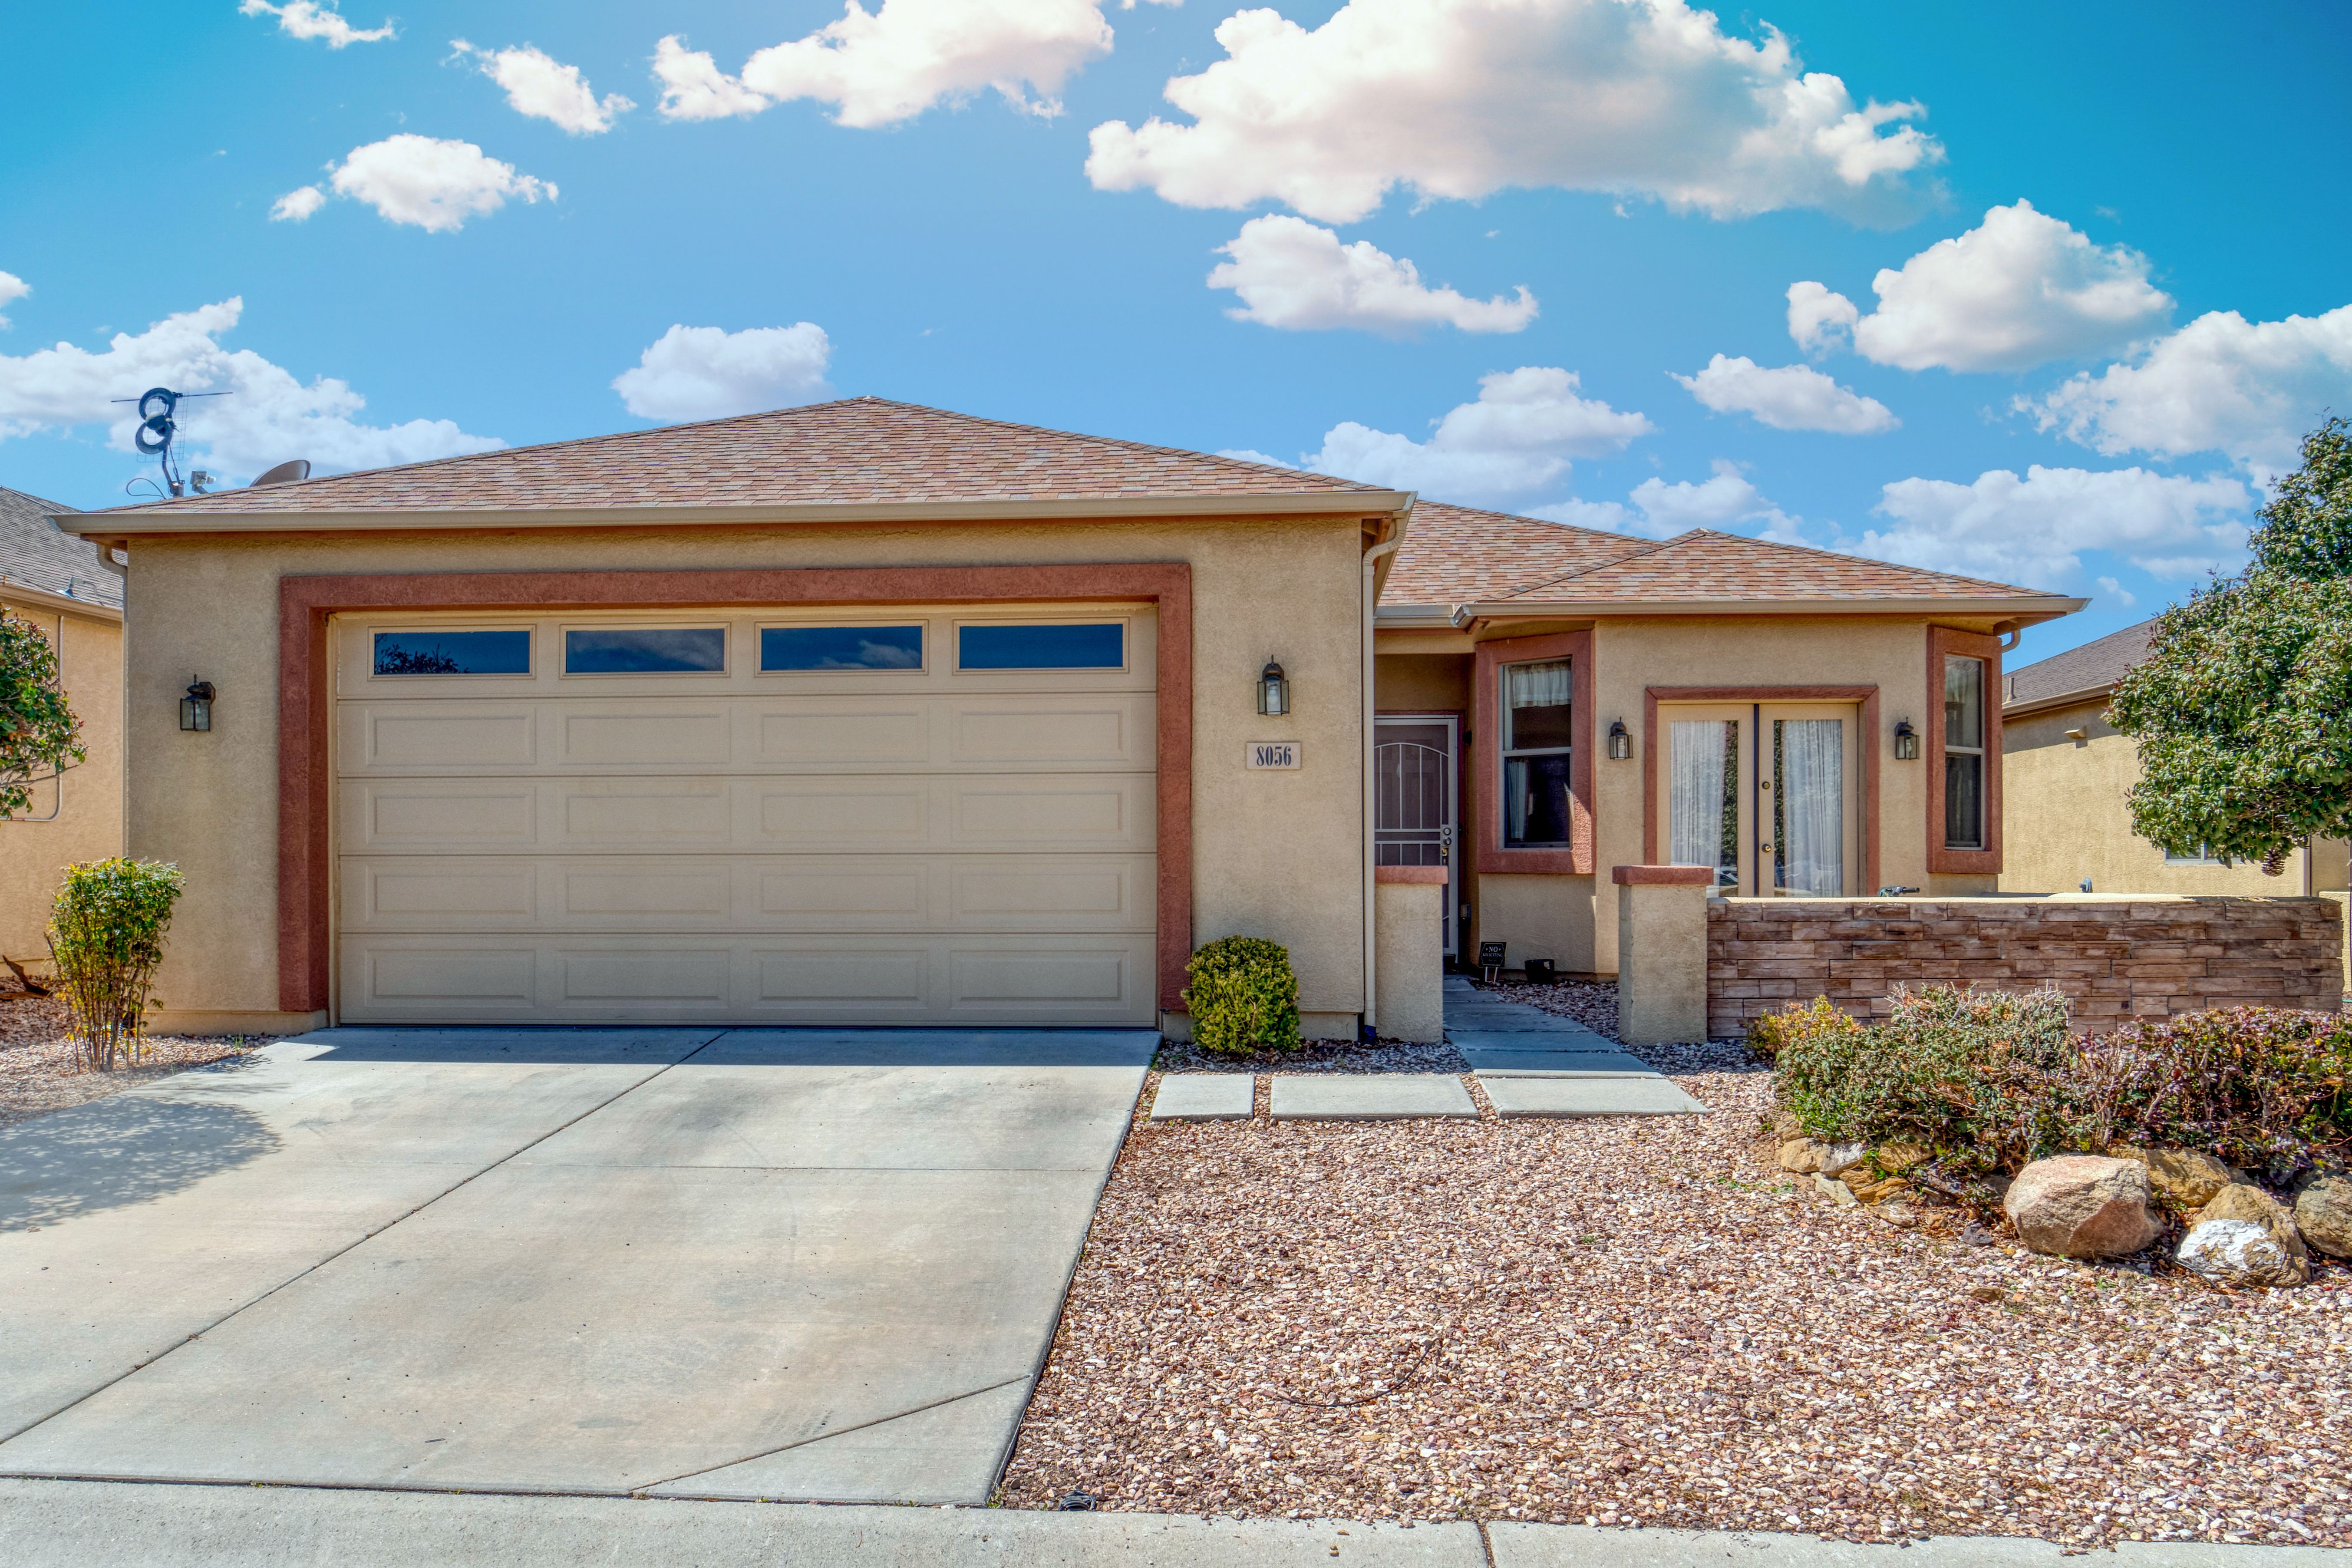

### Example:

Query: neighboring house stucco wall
xmin=122 ymin=515 xmax=1372 ymax=1028
xmin=2000 ymin=696 xmax=2348 ymax=898
xmin=0 ymin=603 xmax=122 ymax=961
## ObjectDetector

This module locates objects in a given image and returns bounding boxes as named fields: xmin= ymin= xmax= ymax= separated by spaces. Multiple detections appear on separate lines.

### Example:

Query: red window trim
xmin=1471 ymin=629 xmax=1593 ymax=876
xmin=277 ymin=564 xmax=1194 ymax=1016
xmin=1926 ymin=626 xmax=2003 ymax=875
xmin=1639 ymin=685 xmax=1881 ymax=898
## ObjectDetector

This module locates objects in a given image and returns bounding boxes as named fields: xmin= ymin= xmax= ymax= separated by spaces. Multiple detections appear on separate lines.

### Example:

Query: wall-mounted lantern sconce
xmin=180 ymin=677 xmax=215 ymax=733
xmin=1606 ymin=719 xmax=1632 ymax=760
xmin=1256 ymin=659 xmax=1290 ymax=716
xmin=1893 ymin=718 xmax=1919 ymax=761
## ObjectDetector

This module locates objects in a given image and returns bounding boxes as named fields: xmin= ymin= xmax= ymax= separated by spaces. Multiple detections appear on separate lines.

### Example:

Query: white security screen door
xmin=1375 ymin=716 xmax=1458 ymax=954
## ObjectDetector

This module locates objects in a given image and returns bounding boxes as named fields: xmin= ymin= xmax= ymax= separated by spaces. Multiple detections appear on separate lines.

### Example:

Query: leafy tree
xmin=0 ymin=610 xmax=85 ymax=818
xmin=2110 ymin=417 xmax=2352 ymax=873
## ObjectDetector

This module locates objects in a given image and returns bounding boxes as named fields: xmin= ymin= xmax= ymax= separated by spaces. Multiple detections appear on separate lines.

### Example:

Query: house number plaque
xmin=1245 ymin=741 xmax=1300 ymax=770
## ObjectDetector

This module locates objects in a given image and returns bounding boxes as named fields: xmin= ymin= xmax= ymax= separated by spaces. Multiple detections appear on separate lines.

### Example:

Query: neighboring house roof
xmin=1381 ymin=499 xmax=2075 ymax=618
xmin=72 ymin=397 xmax=1404 ymax=525
xmin=2003 ymin=617 xmax=2160 ymax=715
xmin=0 ymin=486 xmax=121 ymax=614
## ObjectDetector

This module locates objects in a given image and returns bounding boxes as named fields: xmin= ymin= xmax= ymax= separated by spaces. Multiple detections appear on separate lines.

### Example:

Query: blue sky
xmin=4 ymin=1 xmax=2349 ymax=663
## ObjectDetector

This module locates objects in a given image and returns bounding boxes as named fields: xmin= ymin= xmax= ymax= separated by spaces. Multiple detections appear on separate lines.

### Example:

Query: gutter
xmin=53 ymin=489 xmax=1418 ymax=538
xmin=2002 ymin=682 xmax=2118 ymax=721
xmin=0 ymin=577 xmax=125 ymax=623
xmin=1446 ymin=594 xmax=2087 ymax=624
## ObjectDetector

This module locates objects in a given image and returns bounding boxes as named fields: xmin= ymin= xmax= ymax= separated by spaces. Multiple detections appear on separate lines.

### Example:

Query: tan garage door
xmin=332 ymin=604 xmax=1157 ymax=1026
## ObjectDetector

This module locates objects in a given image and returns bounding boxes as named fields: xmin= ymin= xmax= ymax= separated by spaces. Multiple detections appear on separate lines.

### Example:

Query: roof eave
xmin=1445 ymin=594 xmax=2088 ymax=627
xmin=58 ymin=490 xmax=1415 ymax=537
xmin=0 ymin=578 xmax=124 ymax=622
xmin=2002 ymin=682 xmax=2118 ymax=719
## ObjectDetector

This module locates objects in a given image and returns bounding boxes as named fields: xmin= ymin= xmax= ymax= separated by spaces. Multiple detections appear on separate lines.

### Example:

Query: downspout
xmin=1361 ymin=512 xmax=1408 ymax=1035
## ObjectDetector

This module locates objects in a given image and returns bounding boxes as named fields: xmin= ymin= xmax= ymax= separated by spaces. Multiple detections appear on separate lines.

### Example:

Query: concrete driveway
xmin=0 ymin=1027 xmax=1152 ymax=1503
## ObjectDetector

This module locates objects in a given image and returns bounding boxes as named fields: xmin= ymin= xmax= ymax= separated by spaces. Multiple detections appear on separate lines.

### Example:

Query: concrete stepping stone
xmin=1461 ymin=1047 xmax=1657 ymax=1076
xmin=1440 ymin=1008 xmax=1565 ymax=1033
xmin=1270 ymin=1074 xmax=1477 ymax=1121
xmin=1146 ymin=1074 xmax=1254 ymax=1122
xmin=1477 ymin=1075 xmax=1706 ymax=1117
xmin=1447 ymin=1025 xmax=1620 ymax=1051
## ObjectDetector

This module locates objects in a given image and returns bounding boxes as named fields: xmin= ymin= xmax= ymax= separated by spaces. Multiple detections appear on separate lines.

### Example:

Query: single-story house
xmin=1 ymin=486 xmax=123 ymax=963
xmin=58 ymin=398 xmax=2083 ymax=1036
xmin=1999 ymin=617 xmax=2352 ymax=898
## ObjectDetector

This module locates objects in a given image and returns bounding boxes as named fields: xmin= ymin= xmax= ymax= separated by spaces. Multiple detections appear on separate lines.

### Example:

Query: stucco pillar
xmin=1612 ymin=865 xmax=1712 ymax=1047
xmin=1373 ymin=865 xmax=1446 ymax=1043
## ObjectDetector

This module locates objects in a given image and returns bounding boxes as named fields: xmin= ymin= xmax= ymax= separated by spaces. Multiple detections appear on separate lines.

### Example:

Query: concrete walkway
xmin=2 ymin=1479 xmax=2340 ymax=1568
xmin=0 ymin=1027 xmax=1152 ymax=1505
xmin=1444 ymin=977 xmax=1705 ymax=1116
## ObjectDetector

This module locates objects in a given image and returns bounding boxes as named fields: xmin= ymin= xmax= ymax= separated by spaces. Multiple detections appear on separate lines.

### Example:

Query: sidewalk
xmin=1 ymin=1479 xmax=2340 ymax=1567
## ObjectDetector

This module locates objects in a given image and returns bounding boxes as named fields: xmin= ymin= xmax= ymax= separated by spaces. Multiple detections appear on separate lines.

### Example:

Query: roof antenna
xmin=110 ymin=386 xmax=228 ymax=499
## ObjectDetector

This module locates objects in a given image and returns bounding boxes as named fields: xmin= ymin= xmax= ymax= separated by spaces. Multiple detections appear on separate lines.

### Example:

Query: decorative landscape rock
xmin=2002 ymin=1155 xmax=2164 ymax=1259
xmin=2294 ymin=1174 xmax=2352 ymax=1260
xmin=2178 ymin=1218 xmax=2309 ymax=1288
xmin=2197 ymin=1183 xmax=2307 ymax=1266
xmin=1778 ymin=1138 xmax=1866 ymax=1176
xmin=1876 ymin=1141 xmax=1932 ymax=1173
xmin=2116 ymin=1145 xmax=2237 ymax=1211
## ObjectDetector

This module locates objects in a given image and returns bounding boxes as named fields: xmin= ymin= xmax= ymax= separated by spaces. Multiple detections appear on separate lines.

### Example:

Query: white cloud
xmin=1295 ymin=367 xmax=1652 ymax=502
xmin=651 ymin=37 xmax=772 ymax=121
xmin=1216 ymin=448 xmax=1296 ymax=468
xmin=239 ymin=0 xmax=394 ymax=47
xmin=1672 ymin=353 xmax=1896 ymax=433
xmin=1207 ymin=215 xmax=1537 ymax=334
xmin=453 ymin=41 xmax=634 ymax=134
xmin=2026 ymin=303 xmax=2352 ymax=477
xmin=612 ymin=324 xmax=835 ymax=422
xmin=1086 ymin=0 xmax=1942 ymax=225
xmin=0 ymin=271 xmax=27 ymax=328
xmin=1855 ymin=465 xmax=2250 ymax=588
xmin=278 ymin=135 xmax=557 ymax=232
xmin=270 ymin=185 xmax=327 ymax=223
xmin=1789 ymin=200 xmax=2173 ymax=373
xmin=0 ymin=294 xmax=501 ymax=481
xmin=1530 ymin=460 xmax=1798 ymax=540
xmin=2094 ymin=575 xmax=2138 ymax=607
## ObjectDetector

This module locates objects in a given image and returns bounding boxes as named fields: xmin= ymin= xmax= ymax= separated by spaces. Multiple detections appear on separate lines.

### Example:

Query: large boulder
xmin=2294 ymin=1175 xmax=2352 ymax=1260
xmin=2115 ymin=1146 xmax=2237 ymax=1211
xmin=2197 ymin=1183 xmax=2307 ymax=1262
xmin=2002 ymin=1156 xmax=2164 ymax=1258
xmin=2178 ymin=1219 xmax=2309 ymax=1288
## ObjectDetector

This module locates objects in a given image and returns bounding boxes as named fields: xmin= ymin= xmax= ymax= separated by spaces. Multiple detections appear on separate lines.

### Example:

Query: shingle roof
xmin=1383 ymin=500 xmax=2057 ymax=608
xmin=90 ymin=397 xmax=1395 ymax=517
xmin=2004 ymin=617 xmax=2159 ymax=708
xmin=0 ymin=487 xmax=119 ymax=611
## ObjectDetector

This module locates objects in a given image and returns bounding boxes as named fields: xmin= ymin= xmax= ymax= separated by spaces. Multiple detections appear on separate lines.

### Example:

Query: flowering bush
xmin=1744 ymin=995 xmax=1861 ymax=1063
xmin=1182 ymin=936 xmax=1301 ymax=1056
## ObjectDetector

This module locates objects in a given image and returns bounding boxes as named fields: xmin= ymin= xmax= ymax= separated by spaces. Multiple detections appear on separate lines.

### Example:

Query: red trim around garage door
xmin=277 ymin=564 xmax=1195 ymax=1017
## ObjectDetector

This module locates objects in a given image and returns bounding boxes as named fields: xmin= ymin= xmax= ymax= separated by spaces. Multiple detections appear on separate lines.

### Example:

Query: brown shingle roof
xmin=0 ymin=487 xmax=119 ymax=611
xmin=2004 ymin=617 xmax=2159 ymax=708
xmin=1383 ymin=501 xmax=2058 ymax=608
xmin=90 ymin=397 xmax=1395 ymax=517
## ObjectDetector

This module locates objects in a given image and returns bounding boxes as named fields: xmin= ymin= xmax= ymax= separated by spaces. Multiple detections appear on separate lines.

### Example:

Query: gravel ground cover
xmin=0 ymin=991 xmax=270 ymax=1130
xmin=1002 ymin=1070 xmax=2349 ymax=1548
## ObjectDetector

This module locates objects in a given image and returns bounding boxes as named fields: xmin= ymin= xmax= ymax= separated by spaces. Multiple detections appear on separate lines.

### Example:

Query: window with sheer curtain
xmin=1943 ymin=654 xmax=1986 ymax=850
xmin=1775 ymin=719 xmax=1845 ymax=895
xmin=1669 ymin=719 xmax=1739 ymax=892
xmin=1502 ymin=658 xmax=1573 ymax=848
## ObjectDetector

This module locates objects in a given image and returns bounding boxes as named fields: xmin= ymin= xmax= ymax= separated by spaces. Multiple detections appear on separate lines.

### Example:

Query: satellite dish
xmin=251 ymin=459 xmax=312 ymax=488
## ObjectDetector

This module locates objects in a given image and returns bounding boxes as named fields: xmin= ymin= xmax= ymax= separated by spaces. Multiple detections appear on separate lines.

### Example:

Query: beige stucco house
xmin=1999 ymin=617 xmax=2351 ymax=901
xmin=1 ymin=487 xmax=124 ymax=964
xmin=57 ymin=398 xmax=2082 ymax=1035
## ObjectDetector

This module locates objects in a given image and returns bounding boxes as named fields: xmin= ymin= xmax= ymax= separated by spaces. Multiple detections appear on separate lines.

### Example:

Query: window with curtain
xmin=1668 ymin=719 xmax=1739 ymax=892
xmin=1775 ymin=718 xmax=1846 ymax=895
xmin=1502 ymin=658 xmax=1573 ymax=848
xmin=1943 ymin=654 xmax=1986 ymax=849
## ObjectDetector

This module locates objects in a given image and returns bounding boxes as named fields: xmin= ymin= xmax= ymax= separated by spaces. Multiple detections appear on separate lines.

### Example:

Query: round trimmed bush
xmin=1182 ymin=936 xmax=1301 ymax=1056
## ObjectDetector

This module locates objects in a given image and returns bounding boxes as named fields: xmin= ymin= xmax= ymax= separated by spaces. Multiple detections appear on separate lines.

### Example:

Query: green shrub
xmin=1774 ymin=984 xmax=2074 ymax=1175
xmin=1183 ymin=936 xmax=1301 ymax=1056
xmin=47 ymin=858 xmax=185 ymax=1072
xmin=2072 ymin=1007 xmax=2352 ymax=1177
xmin=1745 ymin=995 xmax=1861 ymax=1063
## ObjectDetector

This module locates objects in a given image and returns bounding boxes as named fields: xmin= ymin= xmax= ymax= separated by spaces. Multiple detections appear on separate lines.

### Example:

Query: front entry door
xmin=1375 ymin=717 xmax=1458 ymax=954
xmin=1659 ymin=703 xmax=1860 ymax=897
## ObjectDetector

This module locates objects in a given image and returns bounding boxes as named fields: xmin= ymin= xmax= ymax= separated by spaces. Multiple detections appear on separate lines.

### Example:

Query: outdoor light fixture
xmin=180 ymin=677 xmax=215 ymax=733
xmin=1893 ymin=718 xmax=1920 ymax=760
xmin=1606 ymin=719 xmax=1632 ymax=760
xmin=1256 ymin=659 xmax=1290 ymax=716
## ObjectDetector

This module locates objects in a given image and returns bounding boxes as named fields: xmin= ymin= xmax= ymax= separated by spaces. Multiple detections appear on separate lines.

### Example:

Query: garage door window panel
xmin=759 ymin=624 xmax=925 ymax=672
xmin=373 ymin=629 xmax=531 ymax=677
xmin=563 ymin=627 xmax=726 ymax=675
xmin=957 ymin=622 xmax=1125 ymax=671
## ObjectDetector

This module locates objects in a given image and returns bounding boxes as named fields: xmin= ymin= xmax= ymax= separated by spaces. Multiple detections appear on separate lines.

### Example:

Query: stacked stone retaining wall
xmin=1706 ymin=895 xmax=2345 ymax=1040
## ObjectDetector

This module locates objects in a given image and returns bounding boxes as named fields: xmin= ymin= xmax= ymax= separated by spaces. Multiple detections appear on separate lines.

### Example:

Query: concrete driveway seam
xmin=633 ymin=1373 xmax=1035 ymax=1494
xmin=0 ymin=1029 xmax=728 ymax=1450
